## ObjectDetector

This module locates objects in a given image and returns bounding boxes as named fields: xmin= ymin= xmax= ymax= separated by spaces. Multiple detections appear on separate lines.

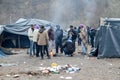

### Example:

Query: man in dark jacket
xmin=68 ymin=25 xmax=76 ymax=52
xmin=68 ymin=25 xmax=77 ymax=41
xmin=90 ymin=28 xmax=96 ymax=48
xmin=54 ymin=25 xmax=63 ymax=56
xmin=62 ymin=39 xmax=74 ymax=56
xmin=48 ymin=26 xmax=55 ymax=52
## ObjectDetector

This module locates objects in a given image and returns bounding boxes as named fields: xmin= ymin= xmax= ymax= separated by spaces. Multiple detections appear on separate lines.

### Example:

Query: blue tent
xmin=93 ymin=18 xmax=120 ymax=58
xmin=0 ymin=18 xmax=56 ymax=48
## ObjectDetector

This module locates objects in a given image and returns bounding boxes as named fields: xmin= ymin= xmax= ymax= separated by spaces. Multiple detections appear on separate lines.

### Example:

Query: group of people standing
xmin=28 ymin=24 xmax=63 ymax=59
xmin=64 ymin=24 xmax=96 ymax=56
xmin=27 ymin=24 xmax=96 ymax=59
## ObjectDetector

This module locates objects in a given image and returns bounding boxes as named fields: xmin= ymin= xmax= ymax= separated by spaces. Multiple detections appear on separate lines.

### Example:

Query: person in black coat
xmin=68 ymin=25 xmax=76 ymax=52
xmin=62 ymin=39 xmax=74 ymax=56
xmin=90 ymin=28 xmax=96 ymax=48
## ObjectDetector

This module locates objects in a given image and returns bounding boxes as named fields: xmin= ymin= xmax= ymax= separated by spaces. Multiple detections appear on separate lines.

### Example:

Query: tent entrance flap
xmin=1 ymin=31 xmax=29 ymax=48
xmin=95 ymin=18 xmax=120 ymax=58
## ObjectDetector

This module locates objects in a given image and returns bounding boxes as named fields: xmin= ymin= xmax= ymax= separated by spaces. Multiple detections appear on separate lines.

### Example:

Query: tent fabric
xmin=0 ymin=25 xmax=4 ymax=35
xmin=0 ymin=18 xmax=56 ymax=48
xmin=0 ymin=48 xmax=6 ymax=58
xmin=4 ymin=18 xmax=56 ymax=36
xmin=94 ymin=18 xmax=120 ymax=58
xmin=1 ymin=31 xmax=30 ymax=48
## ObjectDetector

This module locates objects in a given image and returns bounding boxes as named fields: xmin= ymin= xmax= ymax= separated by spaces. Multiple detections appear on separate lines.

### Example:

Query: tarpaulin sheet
xmin=95 ymin=19 xmax=120 ymax=58
xmin=3 ymin=18 xmax=56 ymax=36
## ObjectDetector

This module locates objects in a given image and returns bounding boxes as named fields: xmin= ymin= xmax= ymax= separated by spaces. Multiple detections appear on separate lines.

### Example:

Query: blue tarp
xmin=0 ymin=18 xmax=57 ymax=48
xmin=0 ymin=49 xmax=6 ymax=58
xmin=4 ymin=18 xmax=56 ymax=36
xmin=94 ymin=18 xmax=120 ymax=58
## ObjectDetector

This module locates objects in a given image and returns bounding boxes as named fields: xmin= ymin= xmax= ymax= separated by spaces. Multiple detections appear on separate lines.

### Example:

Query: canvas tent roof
xmin=0 ymin=18 xmax=57 ymax=48
xmin=94 ymin=18 xmax=120 ymax=58
xmin=3 ymin=18 xmax=56 ymax=36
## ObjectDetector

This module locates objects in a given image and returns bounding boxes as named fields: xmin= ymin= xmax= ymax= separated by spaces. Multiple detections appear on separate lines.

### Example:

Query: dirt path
xmin=0 ymin=49 xmax=120 ymax=80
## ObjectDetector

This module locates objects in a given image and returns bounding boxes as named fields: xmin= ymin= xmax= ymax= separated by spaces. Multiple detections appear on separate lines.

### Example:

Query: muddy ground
xmin=0 ymin=48 xmax=120 ymax=80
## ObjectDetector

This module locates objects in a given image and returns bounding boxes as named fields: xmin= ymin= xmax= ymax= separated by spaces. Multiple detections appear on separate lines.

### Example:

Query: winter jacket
xmin=55 ymin=29 xmax=63 ymax=43
xmin=33 ymin=29 xmax=39 ymax=42
xmin=37 ymin=29 xmax=49 ymax=45
xmin=48 ymin=28 xmax=54 ymax=41
xmin=28 ymin=28 xmax=34 ymax=41
xmin=68 ymin=29 xmax=77 ymax=41
xmin=62 ymin=40 xmax=74 ymax=52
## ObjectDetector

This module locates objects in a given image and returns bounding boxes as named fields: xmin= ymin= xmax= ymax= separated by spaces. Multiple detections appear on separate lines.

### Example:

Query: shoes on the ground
xmin=70 ymin=54 xmax=73 ymax=57
xmin=36 ymin=55 xmax=39 ymax=57
xmin=41 ymin=57 xmax=44 ymax=60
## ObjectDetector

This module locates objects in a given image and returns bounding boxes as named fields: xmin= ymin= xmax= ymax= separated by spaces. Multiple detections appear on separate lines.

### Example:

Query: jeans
xmin=55 ymin=42 xmax=62 ymax=53
xmin=81 ymin=42 xmax=87 ymax=55
xmin=78 ymin=38 xmax=81 ymax=45
xmin=37 ymin=45 xmax=50 ymax=59
xmin=90 ymin=37 xmax=94 ymax=48
xmin=33 ymin=42 xmax=38 ymax=55
xmin=29 ymin=40 xmax=34 ymax=56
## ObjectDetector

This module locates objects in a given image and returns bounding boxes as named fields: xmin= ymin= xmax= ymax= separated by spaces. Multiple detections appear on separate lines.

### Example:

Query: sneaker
xmin=70 ymin=54 xmax=73 ymax=57
xmin=41 ymin=57 xmax=44 ymax=60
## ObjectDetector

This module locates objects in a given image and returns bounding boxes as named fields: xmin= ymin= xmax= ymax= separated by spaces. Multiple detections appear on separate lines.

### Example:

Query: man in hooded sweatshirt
xmin=37 ymin=25 xmax=50 ymax=59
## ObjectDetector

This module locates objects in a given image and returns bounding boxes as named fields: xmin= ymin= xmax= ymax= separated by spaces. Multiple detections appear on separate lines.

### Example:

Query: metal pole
xmin=18 ymin=35 xmax=20 ymax=48
xmin=10 ymin=15 xmax=11 ymax=24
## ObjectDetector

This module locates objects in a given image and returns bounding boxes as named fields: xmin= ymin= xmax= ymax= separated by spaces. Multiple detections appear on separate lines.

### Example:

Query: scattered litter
xmin=6 ymin=74 xmax=11 ymax=77
xmin=40 ymin=64 xmax=43 ymax=66
xmin=29 ymin=74 xmax=32 ymax=77
xmin=60 ymin=76 xmax=64 ymax=79
xmin=38 ymin=63 xmax=81 ymax=75
xmin=24 ymin=62 xmax=26 ymax=64
xmin=13 ymin=74 xmax=20 ymax=78
xmin=11 ymin=50 xmax=25 ymax=54
xmin=42 ymin=69 xmax=49 ymax=74
xmin=0 ymin=63 xmax=17 ymax=67
xmin=51 ymin=62 xmax=58 ymax=67
xmin=65 ymin=77 xmax=72 ymax=79
xmin=109 ymin=63 xmax=113 ymax=66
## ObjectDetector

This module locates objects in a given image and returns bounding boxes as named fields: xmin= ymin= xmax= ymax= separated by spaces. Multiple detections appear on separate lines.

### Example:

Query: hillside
xmin=0 ymin=0 xmax=120 ymax=28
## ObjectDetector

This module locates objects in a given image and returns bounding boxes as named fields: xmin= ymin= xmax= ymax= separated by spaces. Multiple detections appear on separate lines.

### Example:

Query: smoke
xmin=50 ymin=0 xmax=74 ymax=27
xmin=83 ymin=0 xmax=97 ymax=26
xmin=50 ymin=0 xmax=97 ymax=27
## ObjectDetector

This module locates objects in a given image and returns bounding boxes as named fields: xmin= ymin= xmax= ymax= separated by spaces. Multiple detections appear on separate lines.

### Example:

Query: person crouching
xmin=62 ymin=39 xmax=74 ymax=57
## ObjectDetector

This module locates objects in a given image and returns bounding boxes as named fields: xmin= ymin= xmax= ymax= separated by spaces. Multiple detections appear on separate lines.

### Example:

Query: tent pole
xmin=18 ymin=35 xmax=20 ymax=48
